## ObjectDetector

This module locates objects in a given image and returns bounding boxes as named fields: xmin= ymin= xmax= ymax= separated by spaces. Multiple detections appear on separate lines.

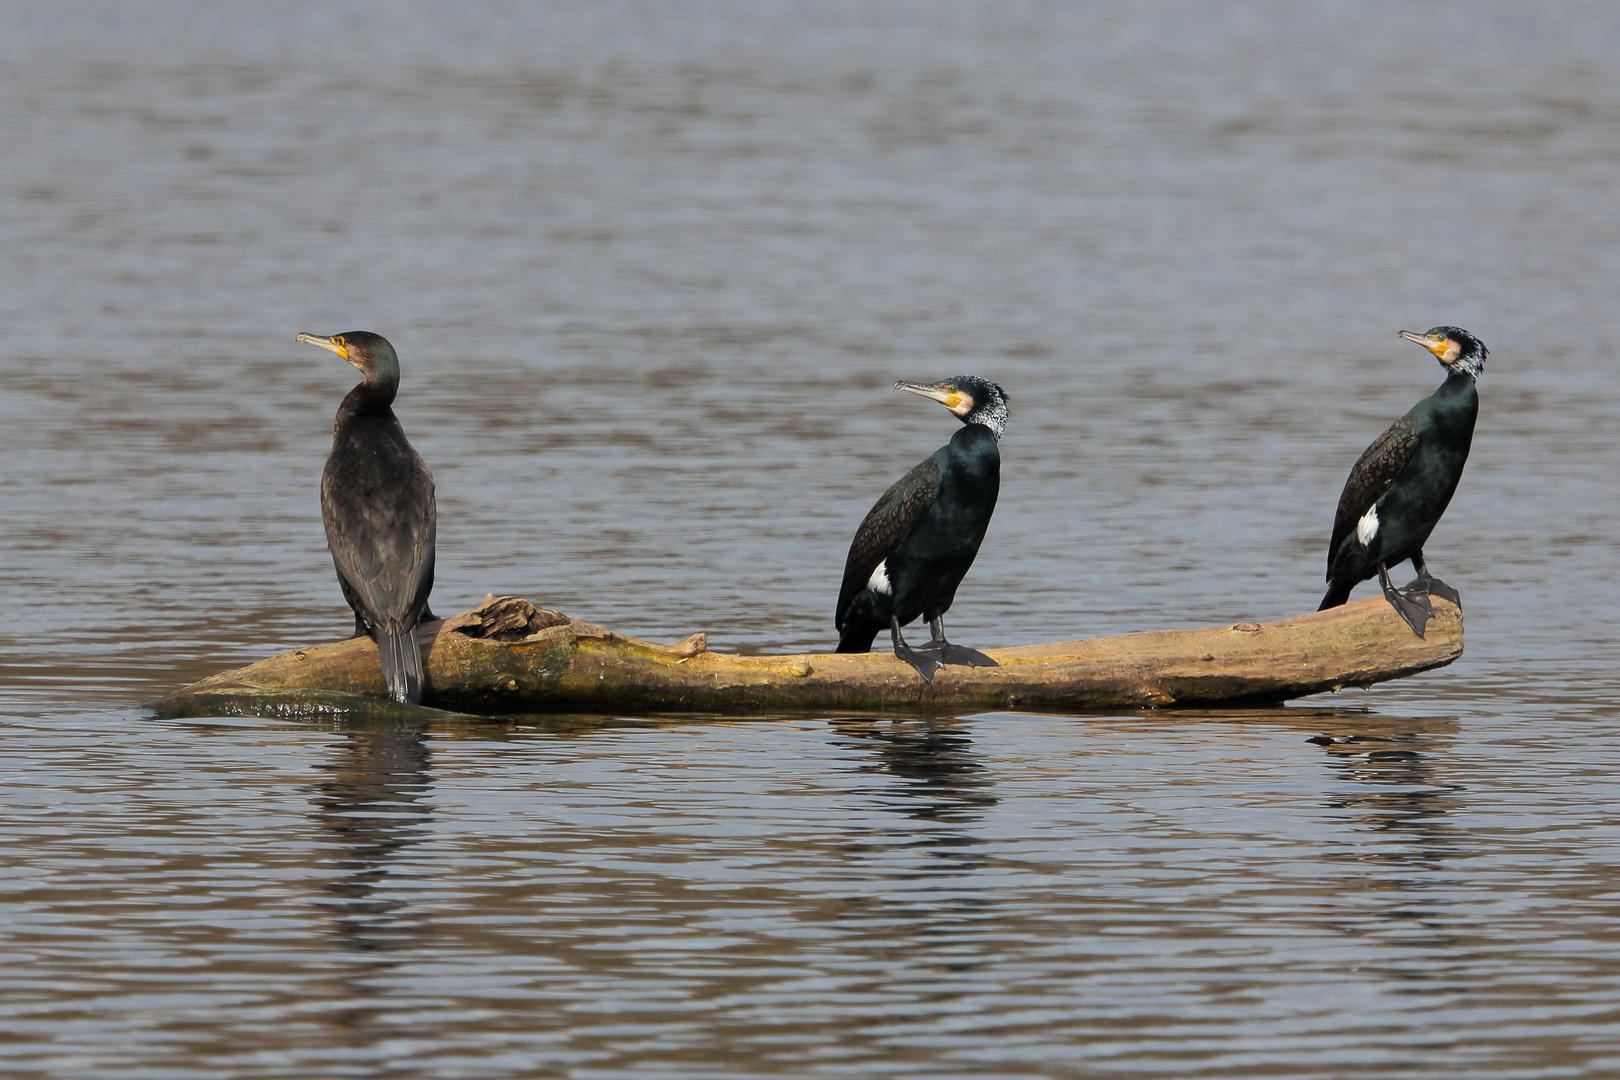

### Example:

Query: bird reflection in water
xmin=1310 ymin=714 xmax=1464 ymax=863
xmin=306 ymin=719 xmax=435 ymax=1035
xmin=828 ymin=715 xmax=997 ymax=881
xmin=827 ymin=717 xmax=999 ymax=974
xmin=1309 ymin=712 xmax=1467 ymax=950
xmin=829 ymin=715 xmax=997 ymax=826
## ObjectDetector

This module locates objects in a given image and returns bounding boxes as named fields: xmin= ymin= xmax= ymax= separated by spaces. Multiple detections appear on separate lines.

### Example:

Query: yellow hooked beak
xmin=296 ymin=332 xmax=351 ymax=361
xmin=895 ymin=379 xmax=972 ymax=416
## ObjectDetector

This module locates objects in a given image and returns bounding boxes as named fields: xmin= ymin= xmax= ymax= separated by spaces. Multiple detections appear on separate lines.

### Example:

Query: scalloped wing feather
xmin=1327 ymin=414 xmax=1419 ymax=576
xmin=835 ymin=453 xmax=942 ymax=628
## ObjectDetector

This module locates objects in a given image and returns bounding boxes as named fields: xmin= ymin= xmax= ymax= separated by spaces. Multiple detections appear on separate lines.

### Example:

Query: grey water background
xmin=3 ymin=1 xmax=1620 ymax=1076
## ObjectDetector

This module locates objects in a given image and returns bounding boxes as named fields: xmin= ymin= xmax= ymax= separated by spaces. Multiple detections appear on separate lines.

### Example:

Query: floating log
xmin=148 ymin=592 xmax=1463 ymax=720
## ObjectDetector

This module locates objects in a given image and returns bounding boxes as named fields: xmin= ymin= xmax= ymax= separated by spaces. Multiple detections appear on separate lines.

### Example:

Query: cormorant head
xmin=894 ymin=376 xmax=1009 ymax=441
xmin=1398 ymin=326 xmax=1487 ymax=380
xmin=296 ymin=330 xmax=400 ymax=387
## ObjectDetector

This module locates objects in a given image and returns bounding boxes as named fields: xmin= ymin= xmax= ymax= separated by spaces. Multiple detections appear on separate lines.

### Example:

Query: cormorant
xmin=298 ymin=331 xmax=438 ymax=704
xmin=1319 ymin=326 xmax=1486 ymax=637
xmin=835 ymin=376 xmax=1008 ymax=681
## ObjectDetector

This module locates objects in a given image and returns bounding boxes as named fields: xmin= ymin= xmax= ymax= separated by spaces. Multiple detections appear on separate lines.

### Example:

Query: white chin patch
xmin=867 ymin=560 xmax=893 ymax=595
xmin=1356 ymin=505 xmax=1380 ymax=547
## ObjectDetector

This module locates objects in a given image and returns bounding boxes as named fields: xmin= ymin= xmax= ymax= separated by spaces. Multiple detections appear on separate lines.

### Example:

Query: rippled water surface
xmin=4 ymin=2 xmax=1620 ymax=1076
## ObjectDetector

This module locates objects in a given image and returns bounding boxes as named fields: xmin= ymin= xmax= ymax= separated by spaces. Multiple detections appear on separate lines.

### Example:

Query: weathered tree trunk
xmin=149 ymin=593 xmax=1463 ymax=720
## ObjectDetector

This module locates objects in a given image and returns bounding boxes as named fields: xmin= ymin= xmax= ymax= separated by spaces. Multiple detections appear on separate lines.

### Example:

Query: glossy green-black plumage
xmin=834 ymin=453 xmax=941 ymax=632
xmin=835 ymin=427 xmax=1000 ymax=651
xmin=309 ymin=331 xmax=437 ymax=705
xmin=835 ymin=377 xmax=1006 ymax=666
xmin=1320 ymin=327 xmax=1484 ymax=618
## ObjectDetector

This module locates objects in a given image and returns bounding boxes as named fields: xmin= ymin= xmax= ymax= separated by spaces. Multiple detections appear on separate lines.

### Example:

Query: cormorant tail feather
xmin=836 ymin=621 xmax=881 ymax=654
xmin=377 ymin=625 xmax=424 ymax=705
xmin=1319 ymin=583 xmax=1352 ymax=611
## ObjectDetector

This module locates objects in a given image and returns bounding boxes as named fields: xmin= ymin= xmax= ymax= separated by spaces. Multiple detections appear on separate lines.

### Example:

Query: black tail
xmin=835 ymin=618 xmax=881 ymax=654
xmin=377 ymin=625 xmax=424 ymax=705
xmin=1319 ymin=582 xmax=1352 ymax=611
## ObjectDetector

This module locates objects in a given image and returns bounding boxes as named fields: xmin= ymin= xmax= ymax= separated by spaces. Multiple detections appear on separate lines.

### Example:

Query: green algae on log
xmin=148 ymin=592 xmax=1464 ymax=721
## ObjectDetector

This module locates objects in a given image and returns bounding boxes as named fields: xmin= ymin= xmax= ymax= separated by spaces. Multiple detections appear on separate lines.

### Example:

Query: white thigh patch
xmin=867 ymin=559 xmax=893 ymax=595
xmin=1356 ymin=505 xmax=1380 ymax=546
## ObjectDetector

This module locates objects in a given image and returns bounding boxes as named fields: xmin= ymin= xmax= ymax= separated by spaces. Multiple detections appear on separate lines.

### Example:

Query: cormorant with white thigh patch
xmin=298 ymin=330 xmax=438 ymax=704
xmin=835 ymin=376 xmax=1008 ymax=681
xmin=1320 ymin=326 xmax=1486 ymax=637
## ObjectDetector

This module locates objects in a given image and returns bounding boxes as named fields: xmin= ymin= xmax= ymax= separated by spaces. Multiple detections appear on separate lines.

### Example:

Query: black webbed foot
xmin=1406 ymin=552 xmax=1460 ymax=610
xmin=1380 ymin=566 xmax=1433 ymax=638
xmin=1402 ymin=574 xmax=1461 ymax=611
xmin=939 ymin=642 xmax=999 ymax=668
xmin=1422 ymin=576 xmax=1461 ymax=609
xmin=1387 ymin=589 xmax=1433 ymax=638
xmin=921 ymin=617 xmax=998 ymax=670
xmin=891 ymin=618 xmax=944 ymax=682
xmin=894 ymin=641 xmax=945 ymax=682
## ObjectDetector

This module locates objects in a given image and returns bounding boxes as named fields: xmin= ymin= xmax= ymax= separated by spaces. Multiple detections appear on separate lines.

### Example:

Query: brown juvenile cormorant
xmin=1320 ymin=326 xmax=1486 ymax=637
xmin=835 ymin=376 xmax=1008 ymax=681
xmin=298 ymin=331 xmax=437 ymax=704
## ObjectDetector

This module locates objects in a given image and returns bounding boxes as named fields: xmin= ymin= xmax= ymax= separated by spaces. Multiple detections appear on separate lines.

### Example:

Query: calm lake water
xmin=4 ymin=2 xmax=1620 ymax=1076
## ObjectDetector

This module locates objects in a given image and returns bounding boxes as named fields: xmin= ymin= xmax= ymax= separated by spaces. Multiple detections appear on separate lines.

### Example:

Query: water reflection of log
xmin=151 ymin=592 xmax=1464 ymax=720
xmin=307 ymin=720 xmax=435 ymax=1030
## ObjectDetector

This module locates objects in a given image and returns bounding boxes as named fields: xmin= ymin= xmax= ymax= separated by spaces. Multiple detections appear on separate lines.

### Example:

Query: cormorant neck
xmin=964 ymin=398 xmax=1008 ymax=442
xmin=340 ymin=372 xmax=398 ymax=417
xmin=1446 ymin=350 xmax=1485 ymax=382
xmin=1439 ymin=365 xmax=1479 ymax=393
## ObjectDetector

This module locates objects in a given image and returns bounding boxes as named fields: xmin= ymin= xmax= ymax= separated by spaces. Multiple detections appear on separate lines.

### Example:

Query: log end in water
xmin=148 ymin=592 xmax=1464 ymax=720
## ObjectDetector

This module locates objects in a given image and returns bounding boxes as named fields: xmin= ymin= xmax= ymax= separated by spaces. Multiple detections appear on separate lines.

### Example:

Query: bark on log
xmin=148 ymin=592 xmax=1463 ymax=720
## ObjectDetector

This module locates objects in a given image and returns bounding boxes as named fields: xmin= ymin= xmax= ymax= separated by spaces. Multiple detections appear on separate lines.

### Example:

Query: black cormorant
xmin=835 ymin=376 xmax=1008 ymax=680
xmin=1319 ymin=326 xmax=1486 ymax=636
xmin=298 ymin=331 xmax=438 ymax=704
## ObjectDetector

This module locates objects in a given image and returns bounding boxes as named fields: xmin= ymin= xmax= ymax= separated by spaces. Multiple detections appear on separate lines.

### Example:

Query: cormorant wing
xmin=1326 ymin=414 xmax=1420 ymax=577
xmin=322 ymin=457 xmax=437 ymax=625
xmin=835 ymin=452 xmax=942 ymax=627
